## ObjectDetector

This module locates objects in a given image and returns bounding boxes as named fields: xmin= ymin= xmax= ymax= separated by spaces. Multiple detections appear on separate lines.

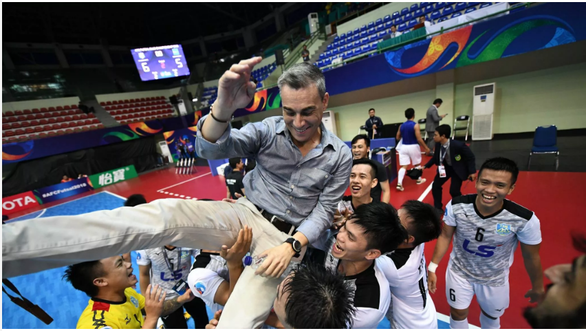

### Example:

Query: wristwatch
xmin=284 ymin=238 xmax=302 ymax=256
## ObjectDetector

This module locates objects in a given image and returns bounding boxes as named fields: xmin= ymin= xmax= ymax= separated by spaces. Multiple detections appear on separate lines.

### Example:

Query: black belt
xmin=255 ymin=204 xmax=297 ymax=236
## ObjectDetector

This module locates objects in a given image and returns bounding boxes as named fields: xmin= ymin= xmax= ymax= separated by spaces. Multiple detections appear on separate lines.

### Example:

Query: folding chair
xmin=452 ymin=115 xmax=470 ymax=141
xmin=418 ymin=118 xmax=427 ymax=140
xmin=528 ymin=125 xmax=559 ymax=170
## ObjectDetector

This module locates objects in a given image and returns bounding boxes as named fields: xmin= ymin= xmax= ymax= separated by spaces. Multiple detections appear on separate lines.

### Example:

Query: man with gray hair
xmin=3 ymin=57 xmax=352 ymax=328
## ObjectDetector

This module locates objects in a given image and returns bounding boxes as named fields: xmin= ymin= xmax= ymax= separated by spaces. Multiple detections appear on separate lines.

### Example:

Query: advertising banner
xmin=33 ymin=177 xmax=93 ymax=204
xmin=2 ymin=191 xmax=40 ymax=215
xmin=88 ymin=165 xmax=138 ymax=189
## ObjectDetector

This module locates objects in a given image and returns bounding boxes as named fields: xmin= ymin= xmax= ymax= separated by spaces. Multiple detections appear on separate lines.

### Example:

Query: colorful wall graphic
xmin=324 ymin=3 xmax=586 ymax=95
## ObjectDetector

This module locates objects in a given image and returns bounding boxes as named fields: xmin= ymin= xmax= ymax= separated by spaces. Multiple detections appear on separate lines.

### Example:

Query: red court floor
xmin=8 ymin=159 xmax=586 ymax=328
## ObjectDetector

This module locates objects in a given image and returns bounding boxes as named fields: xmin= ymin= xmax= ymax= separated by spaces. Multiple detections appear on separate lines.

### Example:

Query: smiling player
xmin=427 ymin=157 xmax=544 ymax=329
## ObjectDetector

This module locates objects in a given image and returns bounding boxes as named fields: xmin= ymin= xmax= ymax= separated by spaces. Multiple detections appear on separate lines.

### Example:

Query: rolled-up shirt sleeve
xmin=296 ymin=147 xmax=353 ymax=244
xmin=195 ymin=115 xmax=265 ymax=159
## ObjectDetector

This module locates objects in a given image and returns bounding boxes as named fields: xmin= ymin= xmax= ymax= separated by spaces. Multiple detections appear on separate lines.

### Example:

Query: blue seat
xmin=368 ymin=35 xmax=377 ymax=42
xmin=408 ymin=19 xmax=417 ymax=28
xmin=332 ymin=48 xmax=338 ymax=55
xmin=528 ymin=125 xmax=559 ymax=170
xmin=327 ymin=44 xmax=333 ymax=50
xmin=405 ymin=13 xmax=413 ymax=20
xmin=455 ymin=2 xmax=467 ymax=11
xmin=360 ymin=25 xmax=367 ymax=31
xmin=340 ymin=45 xmax=346 ymax=52
xmin=375 ymin=18 xmax=382 ymax=25
xmin=435 ymin=2 xmax=447 ymax=9
xmin=395 ymin=16 xmax=404 ymax=25
xmin=334 ymin=36 xmax=340 ymax=41
xmin=398 ymin=23 xmax=407 ymax=31
xmin=438 ymin=16 xmax=448 ymax=22
xmin=420 ymin=2 xmax=430 ymax=7
xmin=384 ymin=22 xmax=394 ymax=29
xmin=384 ymin=15 xmax=392 ymax=22
xmin=430 ymin=10 xmax=440 ymax=20
xmin=354 ymin=28 xmax=360 ymax=35
xmin=465 ymin=7 xmax=477 ymax=13
xmin=468 ymin=2 xmax=480 ymax=7
xmin=375 ymin=24 xmax=384 ymax=32
xmin=480 ymin=2 xmax=492 ymax=8
xmin=414 ymin=9 xmax=423 ymax=17
xmin=451 ymin=12 xmax=462 ymax=18
xmin=346 ymin=30 xmax=353 ymax=36
xmin=392 ymin=11 xmax=400 ymax=19
xmin=368 ymin=21 xmax=375 ymax=29
xmin=340 ymin=33 xmax=346 ymax=39
xmin=442 ymin=5 xmax=454 ymax=15
xmin=367 ymin=28 xmax=375 ymax=35
xmin=410 ymin=3 xmax=419 ymax=12
xmin=423 ymin=5 xmax=434 ymax=13
xmin=360 ymin=31 xmax=367 ymax=38
xmin=379 ymin=30 xmax=388 ymax=38
xmin=401 ymin=7 xmax=409 ymax=16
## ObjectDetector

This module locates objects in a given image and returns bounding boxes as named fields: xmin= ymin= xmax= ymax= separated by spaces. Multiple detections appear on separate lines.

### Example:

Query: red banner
xmin=2 ymin=191 xmax=40 ymax=215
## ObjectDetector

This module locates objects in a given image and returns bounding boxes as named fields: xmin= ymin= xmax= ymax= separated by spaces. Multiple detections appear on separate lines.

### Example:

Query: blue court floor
xmin=2 ymin=191 xmax=454 ymax=329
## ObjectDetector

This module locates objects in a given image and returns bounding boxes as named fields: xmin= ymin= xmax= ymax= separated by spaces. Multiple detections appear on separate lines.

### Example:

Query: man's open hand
xmin=255 ymin=243 xmax=295 ymax=278
xmin=221 ymin=226 xmax=253 ymax=267
xmin=214 ymin=57 xmax=263 ymax=120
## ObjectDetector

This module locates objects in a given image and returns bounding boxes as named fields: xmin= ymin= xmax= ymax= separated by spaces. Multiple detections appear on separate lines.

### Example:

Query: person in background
xmin=61 ymin=175 xmax=71 ymax=183
xmin=301 ymin=45 xmax=310 ymax=62
xmin=423 ymin=125 xmax=476 ymax=211
xmin=425 ymin=98 xmax=447 ymax=154
xmin=64 ymin=255 xmax=195 ymax=329
xmin=364 ymin=108 xmax=383 ymax=139
xmin=395 ymin=108 xmax=430 ymax=192
xmin=225 ymin=157 xmax=245 ymax=199
xmin=350 ymin=135 xmax=390 ymax=203
xmin=390 ymin=25 xmax=402 ymax=38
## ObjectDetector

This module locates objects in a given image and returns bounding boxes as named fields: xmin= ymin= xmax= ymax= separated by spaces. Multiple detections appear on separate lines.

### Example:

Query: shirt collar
xmin=276 ymin=117 xmax=336 ymax=150
xmin=442 ymin=139 xmax=450 ymax=149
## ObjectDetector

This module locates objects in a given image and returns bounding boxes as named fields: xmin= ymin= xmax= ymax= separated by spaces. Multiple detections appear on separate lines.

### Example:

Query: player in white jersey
xmin=136 ymin=246 xmax=207 ymax=328
xmin=428 ymin=157 xmax=544 ymax=329
xmin=377 ymin=200 xmax=442 ymax=329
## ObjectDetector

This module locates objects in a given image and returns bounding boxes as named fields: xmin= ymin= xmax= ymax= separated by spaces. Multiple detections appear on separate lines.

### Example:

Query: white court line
xmin=103 ymin=190 xmax=127 ymax=201
xmin=34 ymin=209 xmax=47 ymax=218
xmin=436 ymin=312 xmax=480 ymax=329
xmin=417 ymin=181 xmax=434 ymax=201
xmin=157 ymin=172 xmax=211 ymax=191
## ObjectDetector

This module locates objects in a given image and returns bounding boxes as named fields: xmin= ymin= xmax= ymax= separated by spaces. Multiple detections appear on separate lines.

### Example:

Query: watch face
xmin=293 ymin=240 xmax=301 ymax=252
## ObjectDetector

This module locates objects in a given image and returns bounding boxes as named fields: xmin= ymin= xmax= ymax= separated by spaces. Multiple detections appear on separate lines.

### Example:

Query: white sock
xmin=398 ymin=168 xmax=406 ymax=185
xmin=450 ymin=316 xmax=468 ymax=329
xmin=480 ymin=313 xmax=500 ymax=329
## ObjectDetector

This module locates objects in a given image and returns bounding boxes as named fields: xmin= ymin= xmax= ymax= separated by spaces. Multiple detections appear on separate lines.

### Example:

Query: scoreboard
xmin=131 ymin=44 xmax=190 ymax=81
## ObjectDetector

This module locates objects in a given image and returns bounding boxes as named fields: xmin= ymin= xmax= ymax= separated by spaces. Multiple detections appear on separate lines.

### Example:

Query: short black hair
xmin=351 ymin=202 xmax=408 ymax=254
xmin=405 ymin=108 xmax=415 ymax=119
xmin=433 ymin=98 xmax=443 ymax=105
xmin=351 ymin=134 xmax=370 ymax=148
xmin=63 ymin=260 xmax=105 ymax=297
xmin=401 ymin=200 xmax=442 ymax=246
xmin=125 ymin=194 xmax=147 ymax=207
xmin=368 ymin=108 xmax=375 ymax=112
xmin=229 ymin=157 xmax=242 ymax=168
xmin=352 ymin=158 xmax=378 ymax=179
xmin=478 ymin=157 xmax=519 ymax=186
xmin=245 ymin=159 xmax=256 ymax=173
xmin=435 ymin=124 xmax=451 ymax=139
xmin=281 ymin=263 xmax=355 ymax=329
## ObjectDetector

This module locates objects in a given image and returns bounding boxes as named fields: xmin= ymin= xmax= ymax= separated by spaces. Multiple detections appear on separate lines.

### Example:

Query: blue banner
xmin=33 ymin=177 xmax=93 ymax=204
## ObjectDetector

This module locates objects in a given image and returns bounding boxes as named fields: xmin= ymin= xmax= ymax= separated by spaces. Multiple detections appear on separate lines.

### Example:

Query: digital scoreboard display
xmin=131 ymin=44 xmax=190 ymax=81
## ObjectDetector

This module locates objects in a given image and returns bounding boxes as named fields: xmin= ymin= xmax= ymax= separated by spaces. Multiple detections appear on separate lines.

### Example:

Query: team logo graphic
xmin=496 ymin=223 xmax=512 ymax=236
xmin=195 ymin=282 xmax=206 ymax=295
xmin=137 ymin=252 xmax=141 ymax=260
xmin=455 ymin=154 xmax=462 ymax=161
xmin=130 ymin=296 xmax=139 ymax=308
xmin=181 ymin=250 xmax=191 ymax=258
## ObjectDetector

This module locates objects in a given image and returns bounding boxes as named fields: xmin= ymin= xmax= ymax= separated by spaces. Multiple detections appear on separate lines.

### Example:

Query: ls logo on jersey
xmin=496 ymin=223 xmax=512 ymax=236
xmin=195 ymin=282 xmax=206 ymax=295
xmin=463 ymin=239 xmax=501 ymax=258
xmin=130 ymin=296 xmax=139 ymax=308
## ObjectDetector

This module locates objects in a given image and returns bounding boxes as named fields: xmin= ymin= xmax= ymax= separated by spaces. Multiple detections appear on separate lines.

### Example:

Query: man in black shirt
xmin=225 ymin=157 xmax=245 ymax=199
xmin=351 ymin=135 xmax=390 ymax=203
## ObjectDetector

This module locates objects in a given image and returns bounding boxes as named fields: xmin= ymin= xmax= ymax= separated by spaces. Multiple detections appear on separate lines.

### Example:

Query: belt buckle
xmin=270 ymin=215 xmax=294 ymax=236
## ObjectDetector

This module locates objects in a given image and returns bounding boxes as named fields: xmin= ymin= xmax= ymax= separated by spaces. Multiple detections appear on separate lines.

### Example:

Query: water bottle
xmin=244 ymin=255 xmax=296 ymax=277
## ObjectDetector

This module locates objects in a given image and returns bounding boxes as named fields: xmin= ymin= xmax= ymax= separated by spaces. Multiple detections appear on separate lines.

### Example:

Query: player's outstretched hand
xmin=206 ymin=310 xmax=223 ymax=329
xmin=177 ymin=288 xmax=195 ymax=304
xmin=524 ymin=288 xmax=545 ymax=303
xmin=214 ymin=57 xmax=263 ymax=120
xmin=427 ymin=271 xmax=438 ymax=294
xmin=144 ymin=284 xmax=166 ymax=320
xmin=221 ymin=226 xmax=253 ymax=267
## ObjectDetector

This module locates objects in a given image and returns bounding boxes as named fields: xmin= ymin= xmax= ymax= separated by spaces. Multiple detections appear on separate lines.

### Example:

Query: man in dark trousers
xmin=365 ymin=108 xmax=383 ymax=139
xmin=423 ymin=125 xmax=476 ymax=211
xmin=225 ymin=157 xmax=245 ymax=199
xmin=425 ymin=99 xmax=448 ymax=155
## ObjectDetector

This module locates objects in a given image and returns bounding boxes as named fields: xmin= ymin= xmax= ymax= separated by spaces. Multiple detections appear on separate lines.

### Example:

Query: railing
xmin=319 ymin=2 xmax=534 ymax=71
xmin=284 ymin=26 xmax=326 ymax=70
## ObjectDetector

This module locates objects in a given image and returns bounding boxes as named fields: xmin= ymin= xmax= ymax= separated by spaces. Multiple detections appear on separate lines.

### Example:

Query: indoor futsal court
xmin=3 ymin=143 xmax=585 ymax=329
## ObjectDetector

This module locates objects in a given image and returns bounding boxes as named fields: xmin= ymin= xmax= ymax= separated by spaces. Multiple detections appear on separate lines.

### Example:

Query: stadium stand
xmin=101 ymin=96 xmax=176 ymax=125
